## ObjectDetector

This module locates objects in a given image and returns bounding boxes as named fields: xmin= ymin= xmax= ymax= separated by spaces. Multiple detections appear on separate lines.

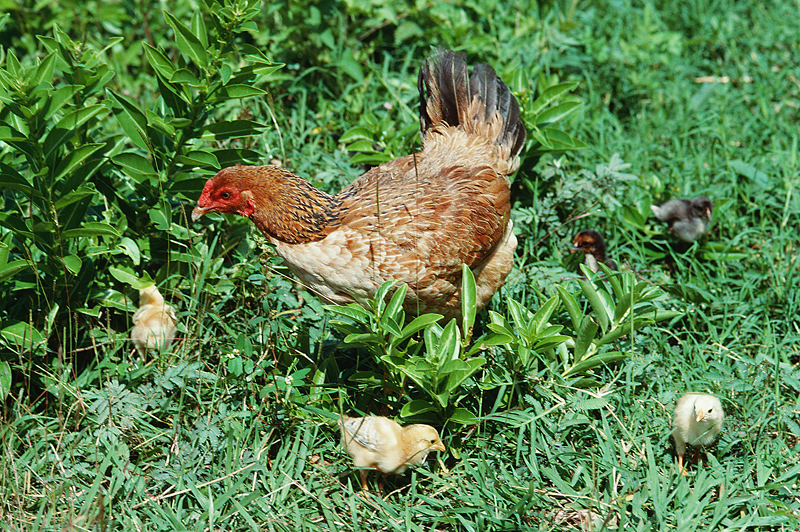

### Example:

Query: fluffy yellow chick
xmin=672 ymin=393 xmax=724 ymax=474
xmin=339 ymin=415 xmax=446 ymax=491
xmin=131 ymin=285 xmax=178 ymax=357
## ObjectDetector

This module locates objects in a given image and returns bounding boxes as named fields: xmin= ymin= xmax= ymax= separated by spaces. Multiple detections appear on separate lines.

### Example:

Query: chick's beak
xmin=696 ymin=411 xmax=706 ymax=423
xmin=434 ymin=440 xmax=446 ymax=452
xmin=705 ymin=208 xmax=712 ymax=221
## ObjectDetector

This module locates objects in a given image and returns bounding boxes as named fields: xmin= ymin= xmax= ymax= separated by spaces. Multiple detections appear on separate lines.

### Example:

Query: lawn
xmin=1 ymin=0 xmax=799 ymax=530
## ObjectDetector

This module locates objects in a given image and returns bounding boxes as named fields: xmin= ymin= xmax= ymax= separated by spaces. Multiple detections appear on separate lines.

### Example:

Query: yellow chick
xmin=672 ymin=393 xmax=724 ymax=474
xmin=131 ymin=285 xmax=178 ymax=357
xmin=339 ymin=415 xmax=446 ymax=491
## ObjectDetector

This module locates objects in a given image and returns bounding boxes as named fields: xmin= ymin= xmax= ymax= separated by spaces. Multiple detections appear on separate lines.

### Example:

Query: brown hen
xmin=192 ymin=49 xmax=526 ymax=319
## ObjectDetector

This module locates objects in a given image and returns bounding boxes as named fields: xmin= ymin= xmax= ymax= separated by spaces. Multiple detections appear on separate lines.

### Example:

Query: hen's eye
xmin=220 ymin=191 xmax=232 ymax=200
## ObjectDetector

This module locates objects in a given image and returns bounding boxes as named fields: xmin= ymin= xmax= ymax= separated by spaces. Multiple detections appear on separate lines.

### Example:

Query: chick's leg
xmin=359 ymin=469 xmax=369 ymax=492
xmin=677 ymin=453 xmax=688 ymax=475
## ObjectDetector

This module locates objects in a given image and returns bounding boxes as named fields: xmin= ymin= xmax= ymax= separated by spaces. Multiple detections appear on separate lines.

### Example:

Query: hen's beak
xmin=191 ymin=205 xmax=211 ymax=222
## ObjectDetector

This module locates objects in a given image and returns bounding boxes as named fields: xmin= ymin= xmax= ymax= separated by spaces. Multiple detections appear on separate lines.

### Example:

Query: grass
xmin=1 ymin=0 xmax=800 ymax=530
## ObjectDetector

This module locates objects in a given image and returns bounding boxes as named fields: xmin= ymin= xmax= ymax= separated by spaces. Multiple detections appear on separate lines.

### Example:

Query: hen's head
xmin=192 ymin=166 xmax=259 ymax=222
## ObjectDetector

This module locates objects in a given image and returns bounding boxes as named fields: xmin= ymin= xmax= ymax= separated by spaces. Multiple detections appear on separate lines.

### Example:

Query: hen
xmin=651 ymin=196 xmax=713 ymax=242
xmin=672 ymin=393 xmax=724 ymax=474
xmin=571 ymin=229 xmax=617 ymax=273
xmin=339 ymin=415 xmax=446 ymax=491
xmin=192 ymin=49 xmax=526 ymax=319
xmin=131 ymin=285 xmax=178 ymax=357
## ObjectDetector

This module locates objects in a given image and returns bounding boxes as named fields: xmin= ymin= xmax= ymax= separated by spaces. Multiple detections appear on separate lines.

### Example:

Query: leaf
xmin=176 ymin=150 xmax=220 ymax=169
xmin=200 ymin=120 xmax=266 ymax=141
xmin=51 ymin=143 xmax=105 ymax=182
xmin=113 ymin=152 xmax=156 ymax=180
xmin=108 ymin=266 xmax=154 ymax=288
xmin=165 ymin=11 xmax=208 ymax=68
xmin=574 ymin=316 xmax=599 ymax=361
xmin=449 ymin=407 xmax=479 ymax=425
xmin=460 ymin=264 xmax=477 ymax=337
xmin=211 ymin=84 xmax=267 ymax=101
xmin=529 ymin=81 xmax=579 ymax=115
xmin=62 ymin=222 xmax=120 ymax=239
xmin=143 ymin=43 xmax=176 ymax=79
xmin=339 ymin=127 xmax=374 ymax=143
xmin=0 ymin=360 xmax=10 ymax=402
xmin=0 ymin=321 xmax=44 ymax=349
xmin=556 ymin=285 xmax=582 ymax=331
xmin=107 ymin=90 xmax=149 ymax=152
xmin=62 ymin=254 xmax=82 ymax=275
xmin=400 ymin=399 xmax=439 ymax=417
xmin=0 ymin=259 xmax=30 ymax=282
xmin=577 ymin=275 xmax=611 ymax=332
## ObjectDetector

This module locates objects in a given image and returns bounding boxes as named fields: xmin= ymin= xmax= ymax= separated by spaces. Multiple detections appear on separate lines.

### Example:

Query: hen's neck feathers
xmin=234 ymin=166 xmax=344 ymax=244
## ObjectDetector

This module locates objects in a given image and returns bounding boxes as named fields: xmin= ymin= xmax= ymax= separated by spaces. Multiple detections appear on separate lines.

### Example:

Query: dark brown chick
xmin=571 ymin=229 xmax=617 ymax=273
xmin=192 ymin=49 xmax=526 ymax=320
xmin=651 ymin=196 xmax=713 ymax=242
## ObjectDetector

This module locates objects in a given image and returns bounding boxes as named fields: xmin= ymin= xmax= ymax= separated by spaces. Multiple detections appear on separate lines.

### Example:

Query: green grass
xmin=1 ymin=0 xmax=800 ymax=530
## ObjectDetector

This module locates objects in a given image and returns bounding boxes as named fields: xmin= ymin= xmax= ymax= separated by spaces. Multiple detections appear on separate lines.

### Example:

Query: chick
xmin=339 ymin=415 xmax=446 ymax=491
xmin=672 ymin=393 xmax=724 ymax=474
xmin=651 ymin=196 xmax=713 ymax=242
xmin=131 ymin=285 xmax=178 ymax=357
xmin=571 ymin=229 xmax=617 ymax=273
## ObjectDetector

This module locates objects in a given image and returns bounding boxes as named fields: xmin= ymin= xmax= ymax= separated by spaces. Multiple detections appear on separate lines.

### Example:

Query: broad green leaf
xmin=41 ymin=84 xmax=82 ymax=121
xmin=531 ymin=295 xmax=559 ymax=336
xmin=577 ymin=274 xmax=611 ymax=332
xmin=0 ymin=360 xmax=10 ymax=402
xmin=461 ymin=264 xmax=476 ymax=339
xmin=200 ymin=120 xmax=267 ymax=141
xmin=0 ymin=321 xmax=44 ymax=348
xmin=117 ymin=237 xmax=141 ymax=265
xmin=339 ymin=127 xmax=374 ymax=143
xmin=211 ymin=84 xmax=267 ymax=101
xmin=556 ymin=285 xmax=582 ymax=331
xmin=0 ymin=163 xmax=37 ymax=195
xmin=574 ymin=316 xmax=599 ymax=361
xmin=565 ymin=352 xmax=628 ymax=377
xmin=176 ymin=151 xmax=220 ymax=169
xmin=30 ymin=51 xmax=56 ymax=86
xmin=54 ymin=186 xmax=96 ymax=210
xmin=0 ymin=259 xmax=30 ymax=282
xmin=449 ymin=407 xmax=479 ymax=425
xmin=108 ymin=266 xmax=154 ymax=288
xmin=62 ymin=222 xmax=120 ymax=239
xmin=326 ymin=304 xmax=372 ymax=325
xmin=400 ymin=399 xmax=438 ymax=417
xmin=107 ymin=90 xmax=149 ymax=152
xmin=399 ymin=314 xmax=443 ymax=342
xmin=529 ymin=81 xmax=579 ymax=115
xmin=62 ymin=254 xmax=81 ymax=275
xmin=432 ymin=319 xmax=460 ymax=366
xmin=533 ymin=100 xmax=582 ymax=126
xmin=165 ymin=11 xmax=208 ymax=68
xmin=113 ymin=152 xmax=156 ymax=179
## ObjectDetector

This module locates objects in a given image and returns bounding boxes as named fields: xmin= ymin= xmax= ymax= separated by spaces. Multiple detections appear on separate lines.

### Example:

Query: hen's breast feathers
xmin=274 ymin=145 xmax=512 ymax=315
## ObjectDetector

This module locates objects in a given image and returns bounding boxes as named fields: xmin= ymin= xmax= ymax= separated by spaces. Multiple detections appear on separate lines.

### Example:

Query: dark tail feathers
xmin=418 ymin=48 xmax=526 ymax=167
